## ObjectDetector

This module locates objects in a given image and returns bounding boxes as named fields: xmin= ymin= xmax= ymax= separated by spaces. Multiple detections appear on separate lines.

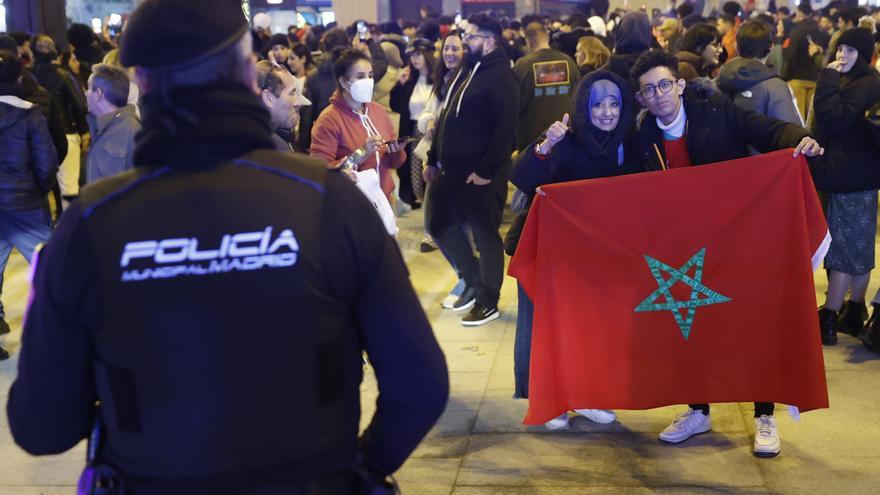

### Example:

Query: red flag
xmin=509 ymin=150 xmax=830 ymax=425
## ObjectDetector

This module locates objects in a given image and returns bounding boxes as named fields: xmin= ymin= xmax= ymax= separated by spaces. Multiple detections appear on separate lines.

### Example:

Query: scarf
xmin=134 ymin=81 xmax=275 ymax=168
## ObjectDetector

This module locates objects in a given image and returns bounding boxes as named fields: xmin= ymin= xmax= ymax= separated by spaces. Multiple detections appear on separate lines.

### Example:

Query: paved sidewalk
xmin=0 ymin=208 xmax=878 ymax=494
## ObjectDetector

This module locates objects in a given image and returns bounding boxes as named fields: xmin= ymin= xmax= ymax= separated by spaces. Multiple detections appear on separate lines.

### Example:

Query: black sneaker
xmin=0 ymin=347 xmax=8 ymax=361
xmin=461 ymin=304 xmax=500 ymax=327
xmin=837 ymin=300 xmax=867 ymax=337
xmin=819 ymin=307 xmax=838 ymax=346
xmin=419 ymin=235 xmax=438 ymax=253
xmin=859 ymin=303 xmax=880 ymax=353
xmin=0 ymin=318 xmax=9 ymax=335
xmin=452 ymin=286 xmax=477 ymax=312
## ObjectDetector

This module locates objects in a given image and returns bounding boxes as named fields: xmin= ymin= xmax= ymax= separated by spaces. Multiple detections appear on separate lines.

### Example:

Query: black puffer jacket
xmin=634 ymin=82 xmax=811 ymax=171
xmin=807 ymin=65 xmax=880 ymax=193
xmin=31 ymin=60 xmax=89 ymax=135
xmin=0 ymin=95 xmax=59 ymax=211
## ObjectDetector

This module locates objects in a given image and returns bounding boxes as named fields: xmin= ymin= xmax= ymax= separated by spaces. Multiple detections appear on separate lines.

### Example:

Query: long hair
xmin=432 ymin=29 xmax=462 ymax=99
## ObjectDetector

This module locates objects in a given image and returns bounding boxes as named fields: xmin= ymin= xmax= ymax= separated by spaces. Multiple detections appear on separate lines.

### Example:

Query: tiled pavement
xmin=0 ymin=207 xmax=878 ymax=494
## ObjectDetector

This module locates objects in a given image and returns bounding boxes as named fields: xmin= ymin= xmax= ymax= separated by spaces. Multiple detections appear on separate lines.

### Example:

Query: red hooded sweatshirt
xmin=310 ymin=90 xmax=406 ymax=196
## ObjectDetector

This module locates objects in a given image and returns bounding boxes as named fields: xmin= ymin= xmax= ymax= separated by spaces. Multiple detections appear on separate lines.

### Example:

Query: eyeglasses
xmin=260 ymin=61 xmax=286 ymax=93
xmin=461 ymin=33 xmax=490 ymax=42
xmin=637 ymin=79 xmax=677 ymax=99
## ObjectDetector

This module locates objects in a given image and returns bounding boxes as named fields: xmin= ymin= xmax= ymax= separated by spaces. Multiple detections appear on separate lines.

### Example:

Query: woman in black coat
xmin=508 ymin=70 xmax=637 ymax=429
xmin=811 ymin=28 xmax=880 ymax=346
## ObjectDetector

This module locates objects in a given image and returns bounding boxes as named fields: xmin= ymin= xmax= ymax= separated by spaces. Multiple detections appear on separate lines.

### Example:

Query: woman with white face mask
xmin=310 ymin=49 xmax=406 ymax=200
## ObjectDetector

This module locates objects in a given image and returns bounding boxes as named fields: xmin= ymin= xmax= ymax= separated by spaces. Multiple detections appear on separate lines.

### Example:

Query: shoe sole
xmin=452 ymin=299 xmax=476 ymax=313
xmin=545 ymin=423 xmax=569 ymax=431
xmin=573 ymin=410 xmax=616 ymax=424
xmin=753 ymin=449 xmax=780 ymax=458
xmin=658 ymin=428 xmax=711 ymax=444
xmin=822 ymin=337 xmax=838 ymax=346
xmin=461 ymin=311 xmax=501 ymax=327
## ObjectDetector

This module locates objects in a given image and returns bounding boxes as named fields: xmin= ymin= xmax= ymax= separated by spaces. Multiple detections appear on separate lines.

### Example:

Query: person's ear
xmin=261 ymin=89 xmax=275 ymax=108
xmin=676 ymin=78 xmax=686 ymax=94
xmin=635 ymin=92 xmax=646 ymax=107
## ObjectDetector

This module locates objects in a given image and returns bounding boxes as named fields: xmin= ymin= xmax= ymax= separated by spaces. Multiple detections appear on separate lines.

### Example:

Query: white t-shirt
xmin=409 ymin=74 xmax=433 ymax=123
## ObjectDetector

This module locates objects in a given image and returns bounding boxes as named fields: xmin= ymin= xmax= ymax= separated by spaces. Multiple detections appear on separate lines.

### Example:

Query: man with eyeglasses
xmin=629 ymin=49 xmax=824 ymax=458
xmin=424 ymin=14 xmax=519 ymax=327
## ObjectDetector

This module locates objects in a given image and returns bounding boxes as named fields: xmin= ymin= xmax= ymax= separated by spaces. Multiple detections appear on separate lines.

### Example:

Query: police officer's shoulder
xmin=76 ymin=166 xmax=170 ymax=218
xmin=235 ymin=148 xmax=330 ymax=191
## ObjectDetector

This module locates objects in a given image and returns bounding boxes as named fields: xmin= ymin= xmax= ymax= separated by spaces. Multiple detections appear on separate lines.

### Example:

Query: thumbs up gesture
xmin=537 ymin=113 xmax=569 ymax=156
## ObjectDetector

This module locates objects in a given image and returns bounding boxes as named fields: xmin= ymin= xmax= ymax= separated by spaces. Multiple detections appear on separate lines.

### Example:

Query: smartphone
xmin=384 ymin=136 xmax=419 ymax=147
xmin=357 ymin=21 xmax=367 ymax=41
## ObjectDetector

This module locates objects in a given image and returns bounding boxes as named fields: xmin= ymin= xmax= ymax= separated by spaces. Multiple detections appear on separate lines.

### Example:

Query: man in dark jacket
xmin=31 ymin=34 xmax=89 ymax=205
xmin=0 ymin=35 xmax=67 ymax=180
xmin=718 ymin=20 xmax=803 ymax=132
xmin=600 ymin=11 xmax=653 ymax=95
xmin=6 ymin=1 xmax=448 ymax=492
xmin=630 ymin=49 xmax=823 ymax=458
xmin=424 ymin=14 xmax=519 ymax=326
xmin=514 ymin=22 xmax=580 ymax=152
xmin=783 ymin=2 xmax=828 ymax=124
xmin=0 ymin=51 xmax=58 ymax=357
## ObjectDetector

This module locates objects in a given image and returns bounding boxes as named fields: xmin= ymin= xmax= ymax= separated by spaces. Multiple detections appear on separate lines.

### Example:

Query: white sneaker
xmin=753 ymin=415 xmax=781 ymax=458
xmin=658 ymin=408 xmax=712 ymax=443
xmin=441 ymin=294 xmax=458 ymax=309
xmin=573 ymin=409 xmax=617 ymax=424
xmin=544 ymin=413 xmax=569 ymax=430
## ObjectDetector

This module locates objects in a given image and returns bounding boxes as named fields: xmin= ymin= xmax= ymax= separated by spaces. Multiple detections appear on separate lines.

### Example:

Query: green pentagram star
xmin=634 ymin=247 xmax=731 ymax=340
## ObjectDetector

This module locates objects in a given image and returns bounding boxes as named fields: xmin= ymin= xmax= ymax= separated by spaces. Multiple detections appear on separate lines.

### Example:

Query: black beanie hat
xmin=837 ymin=27 xmax=876 ymax=65
xmin=120 ymin=0 xmax=249 ymax=69
xmin=268 ymin=33 xmax=290 ymax=49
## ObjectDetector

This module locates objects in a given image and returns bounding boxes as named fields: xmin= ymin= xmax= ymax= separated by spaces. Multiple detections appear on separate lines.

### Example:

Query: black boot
xmin=859 ymin=303 xmax=880 ymax=353
xmin=819 ymin=307 xmax=838 ymax=346
xmin=837 ymin=300 xmax=868 ymax=337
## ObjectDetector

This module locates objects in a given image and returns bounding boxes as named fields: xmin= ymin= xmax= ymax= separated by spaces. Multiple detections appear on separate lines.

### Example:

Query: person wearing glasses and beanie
xmin=630 ymin=49 xmax=824 ymax=458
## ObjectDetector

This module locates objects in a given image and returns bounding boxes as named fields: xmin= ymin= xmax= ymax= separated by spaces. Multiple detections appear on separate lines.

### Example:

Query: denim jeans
xmin=0 ymin=208 xmax=53 ymax=318
xmin=514 ymin=283 xmax=534 ymax=399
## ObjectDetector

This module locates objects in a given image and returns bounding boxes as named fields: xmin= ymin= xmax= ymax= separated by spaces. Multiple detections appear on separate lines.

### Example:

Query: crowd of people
xmin=1 ymin=0 xmax=880 ymax=491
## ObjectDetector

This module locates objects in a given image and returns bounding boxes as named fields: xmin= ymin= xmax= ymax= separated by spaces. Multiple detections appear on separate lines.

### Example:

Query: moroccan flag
xmin=509 ymin=150 xmax=830 ymax=425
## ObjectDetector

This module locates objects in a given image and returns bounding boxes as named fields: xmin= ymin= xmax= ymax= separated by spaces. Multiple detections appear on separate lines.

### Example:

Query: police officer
xmin=6 ymin=1 xmax=449 ymax=493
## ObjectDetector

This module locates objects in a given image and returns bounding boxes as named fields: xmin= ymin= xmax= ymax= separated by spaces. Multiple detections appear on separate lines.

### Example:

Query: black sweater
xmin=429 ymin=48 xmax=519 ymax=180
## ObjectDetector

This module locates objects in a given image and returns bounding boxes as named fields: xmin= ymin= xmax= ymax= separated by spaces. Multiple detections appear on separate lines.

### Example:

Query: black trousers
xmin=425 ymin=172 xmax=506 ymax=308
xmin=689 ymin=402 xmax=775 ymax=418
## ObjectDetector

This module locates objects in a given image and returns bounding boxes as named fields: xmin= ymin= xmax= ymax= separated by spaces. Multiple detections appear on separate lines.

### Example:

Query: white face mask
xmin=349 ymin=78 xmax=374 ymax=103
